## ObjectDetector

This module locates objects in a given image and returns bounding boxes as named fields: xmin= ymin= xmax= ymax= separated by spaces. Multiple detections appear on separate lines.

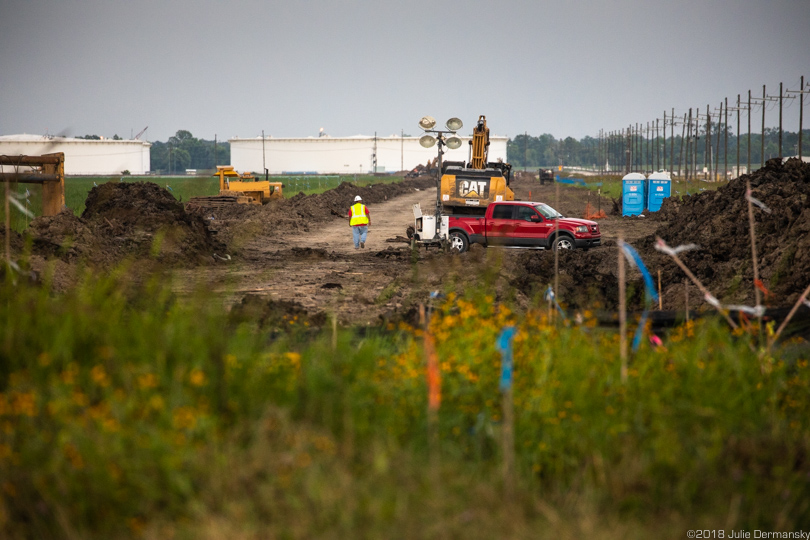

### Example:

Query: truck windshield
xmin=534 ymin=203 xmax=562 ymax=219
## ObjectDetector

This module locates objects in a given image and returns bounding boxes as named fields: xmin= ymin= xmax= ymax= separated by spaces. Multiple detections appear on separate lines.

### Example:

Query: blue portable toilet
xmin=647 ymin=171 xmax=672 ymax=212
xmin=621 ymin=173 xmax=646 ymax=216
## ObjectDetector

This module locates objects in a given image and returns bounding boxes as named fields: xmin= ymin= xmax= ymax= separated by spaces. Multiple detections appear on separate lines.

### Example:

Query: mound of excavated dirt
xmin=26 ymin=182 xmax=223 ymax=268
xmin=510 ymin=158 xmax=810 ymax=311
xmin=650 ymin=157 xmax=810 ymax=306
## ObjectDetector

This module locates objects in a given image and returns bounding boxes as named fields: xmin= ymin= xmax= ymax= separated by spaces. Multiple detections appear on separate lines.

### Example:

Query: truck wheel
xmin=552 ymin=236 xmax=575 ymax=251
xmin=448 ymin=232 xmax=469 ymax=253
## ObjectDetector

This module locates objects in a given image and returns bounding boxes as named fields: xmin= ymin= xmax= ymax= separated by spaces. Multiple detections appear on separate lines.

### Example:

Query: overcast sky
xmin=1 ymin=0 xmax=808 ymax=142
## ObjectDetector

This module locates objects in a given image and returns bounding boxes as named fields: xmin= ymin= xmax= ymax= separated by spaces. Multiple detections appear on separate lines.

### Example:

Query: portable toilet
xmin=647 ymin=170 xmax=672 ymax=212
xmin=621 ymin=173 xmax=647 ymax=216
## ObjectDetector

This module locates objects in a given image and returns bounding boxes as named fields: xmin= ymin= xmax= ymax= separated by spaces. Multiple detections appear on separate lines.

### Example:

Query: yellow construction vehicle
xmin=187 ymin=166 xmax=283 ymax=210
xmin=440 ymin=115 xmax=513 ymax=213
xmin=214 ymin=166 xmax=282 ymax=204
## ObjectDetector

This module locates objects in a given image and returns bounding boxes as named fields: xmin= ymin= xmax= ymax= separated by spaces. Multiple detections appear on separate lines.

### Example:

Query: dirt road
xmin=249 ymin=187 xmax=436 ymax=255
xmin=172 ymin=186 xmax=440 ymax=325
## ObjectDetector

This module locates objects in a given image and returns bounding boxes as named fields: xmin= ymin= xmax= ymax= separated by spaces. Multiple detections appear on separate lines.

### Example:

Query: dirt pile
xmin=650 ymin=157 xmax=810 ymax=306
xmin=26 ymin=182 xmax=222 ymax=268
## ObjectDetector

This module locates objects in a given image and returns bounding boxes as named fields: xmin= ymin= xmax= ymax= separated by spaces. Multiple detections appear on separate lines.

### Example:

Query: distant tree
xmin=113 ymin=134 xmax=121 ymax=140
xmin=149 ymin=130 xmax=230 ymax=173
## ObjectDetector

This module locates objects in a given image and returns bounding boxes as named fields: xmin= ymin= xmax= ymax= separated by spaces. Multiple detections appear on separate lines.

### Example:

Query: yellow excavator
xmin=186 ymin=166 xmax=283 ymax=210
xmin=439 ymin=115 xmax=513 ymax=213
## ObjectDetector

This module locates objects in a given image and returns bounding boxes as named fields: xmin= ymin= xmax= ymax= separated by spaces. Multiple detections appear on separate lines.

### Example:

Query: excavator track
xmin=185 ymin=193 xmax=253 ymax=212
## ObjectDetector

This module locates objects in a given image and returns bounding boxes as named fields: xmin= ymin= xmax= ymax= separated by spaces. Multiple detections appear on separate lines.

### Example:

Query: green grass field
xmin=1 ymin=264 xmax=808 ymax=538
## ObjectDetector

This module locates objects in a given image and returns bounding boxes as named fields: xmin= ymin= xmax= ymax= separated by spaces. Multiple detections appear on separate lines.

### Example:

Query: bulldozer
xmin=186 ymin=166 xmax=283 ymax=210
xmin=439 ymin=115 xmax=513 ymax=214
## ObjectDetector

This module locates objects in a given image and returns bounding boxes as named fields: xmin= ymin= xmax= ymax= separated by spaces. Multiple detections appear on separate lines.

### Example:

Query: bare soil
xmin=9 ymin=158 xmax=810 ymax=328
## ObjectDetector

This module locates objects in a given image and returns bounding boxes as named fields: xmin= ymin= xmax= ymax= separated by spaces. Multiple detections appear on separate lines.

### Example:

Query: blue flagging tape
xmin=496 ymin=326 xmax=517 ymax=392
xmin=544 ymin=286 xmax=566 ymax=319
xmin=620 ymin=242 xmax=658 ymax=352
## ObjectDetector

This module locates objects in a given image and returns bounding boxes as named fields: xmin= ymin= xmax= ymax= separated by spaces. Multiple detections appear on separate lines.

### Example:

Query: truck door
xmin=486 ymin=204 xmax=516 ymax=245
xmin=513 ymin=205 xmax=551 ymax=247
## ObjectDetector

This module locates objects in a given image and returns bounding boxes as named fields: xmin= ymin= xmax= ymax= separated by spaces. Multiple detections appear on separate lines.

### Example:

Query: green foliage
xmin=509 ymin=128 xmax=810 ymax=170
xmin=1 ymin=268 xmax=808 ymax=538
xmin=150 ymin=130 xmax=231 ymax=174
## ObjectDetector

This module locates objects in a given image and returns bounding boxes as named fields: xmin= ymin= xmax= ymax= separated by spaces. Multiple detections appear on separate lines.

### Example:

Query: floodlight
xmin=445 ymin=136 xmax=462 ymax=150
xmin=418 ymin=116 xmax=437 ymax=130
xmin=419 ymin=135 xmax=437 ymax=148
xmin=445 ymin=117 xmax=463 ymax=131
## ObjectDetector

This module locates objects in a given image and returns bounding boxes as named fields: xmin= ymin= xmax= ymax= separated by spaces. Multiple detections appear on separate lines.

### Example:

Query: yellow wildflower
xmin=138 ymin=373 xmax=158 ymax=389
xmin=90 ymin=365 xmax=110 ymax=387
xmin=37 ymin=352 xmax=51 ymax=367
xmin=172 ymin=406 xmax=197 ymax=430
xmin=189 ymin=369 xmax=206 ymax=387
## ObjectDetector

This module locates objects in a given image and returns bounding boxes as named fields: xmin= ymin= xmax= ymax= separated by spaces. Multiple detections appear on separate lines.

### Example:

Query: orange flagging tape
xmin=584 ymin=203 xmax=606 ymax=220
xmin=755 ymin=279 xmax=770 ymax=297
xmin=424 ymin=331 xmax=441 ymax=410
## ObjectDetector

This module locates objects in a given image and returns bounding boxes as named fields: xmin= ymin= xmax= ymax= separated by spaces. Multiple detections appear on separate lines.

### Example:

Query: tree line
xmin=507 ymin=128 xmax=810 ymax=171
xmin=149 ymin=130 xmax=230 ymax=174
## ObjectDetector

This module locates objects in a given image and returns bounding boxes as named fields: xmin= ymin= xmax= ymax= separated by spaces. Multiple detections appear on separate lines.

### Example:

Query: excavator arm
xmin=469 ymin=115 xmax=490 ymax=170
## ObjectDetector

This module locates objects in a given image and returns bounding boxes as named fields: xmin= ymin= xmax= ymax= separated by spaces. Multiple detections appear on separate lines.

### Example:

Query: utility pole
xmin=779 ymin=83 xmax=782 ymax=159
xmin=401 ymin=129 xmax=404 ymax=172
xmin=724 ymin=97 xmax=728 ymax=180
xmin=262 ymin=130 xmax=267 ymax=180
xmin=213 ymin=134 xmax=218 ymax=169
xmin=706 ymin=105 xmax=712 ymax=180
xmin=748 ymin=91 xmax=752 ymax=173
xmin=714 ymin=103 xmax=722 ymax=181
xmin=597 ymin=130 xmax=600 ymax=174
xmin=754 ymin=86 xmax=776 ymax=165
xmin=625 ymin=126 xmax=632 ymax=174
xmin=663 ymin=111 xmax=667 ymax=173
xmin=524 ymin=131 xmax=528 ymax=171
xmin=646 ymin=122 xmax=650 ymax=173
xmin=678 ymin=113 xmax=686 ymax=179
xmin=670 ymin=108 xmax=675 ymax=175
xmin=694 ymin=108 xmax=700 ymax=180
xmin=372 ymin=132 xmax=377 ymax=173
xmin=785 ymin=76 xmax=808 ymax=159
xmin=736 ymin=95 xmax=741 ymax=177
xmin=685 ymin=108 xmax=693 ymax=182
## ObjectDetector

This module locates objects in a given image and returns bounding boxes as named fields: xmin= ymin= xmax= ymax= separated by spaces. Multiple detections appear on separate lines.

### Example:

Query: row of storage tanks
xmin=621 ymin=171 xmax=672 ymax=216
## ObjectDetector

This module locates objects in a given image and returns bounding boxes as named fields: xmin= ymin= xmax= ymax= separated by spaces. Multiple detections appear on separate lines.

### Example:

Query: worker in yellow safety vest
xmin=348 ymin=195 xmax=370 ymax=249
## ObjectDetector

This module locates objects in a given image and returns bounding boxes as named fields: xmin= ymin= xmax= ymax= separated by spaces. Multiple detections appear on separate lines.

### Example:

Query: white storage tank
xmin=229 ymin=134 xmax=509 ymax=175
xmin=0 ymin=134 xmax=151 ymax=175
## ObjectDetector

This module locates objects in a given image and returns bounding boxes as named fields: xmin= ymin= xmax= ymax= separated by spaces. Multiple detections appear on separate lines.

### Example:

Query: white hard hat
xmin=354 ymin=195 xmax=362 ymax=202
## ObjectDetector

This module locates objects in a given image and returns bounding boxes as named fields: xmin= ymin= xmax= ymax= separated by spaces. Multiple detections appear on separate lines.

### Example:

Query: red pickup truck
xmin=445 ymin=201 xmax=601 ymax=253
